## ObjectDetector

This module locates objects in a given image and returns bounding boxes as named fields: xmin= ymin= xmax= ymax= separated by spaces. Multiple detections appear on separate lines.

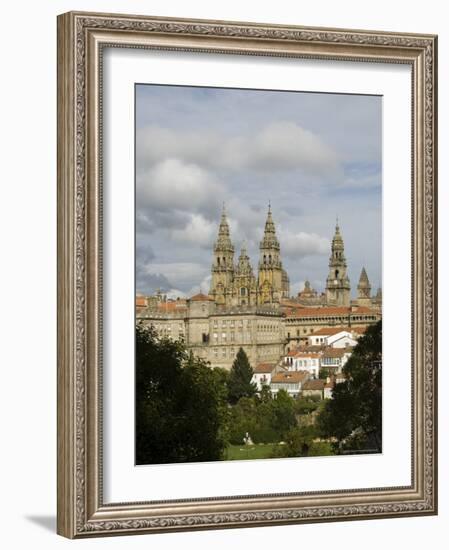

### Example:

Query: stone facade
xmin=209 ymin=204 xmax=289 ymax=307
xmin=139 ymin=294 xmax=285 ymax=370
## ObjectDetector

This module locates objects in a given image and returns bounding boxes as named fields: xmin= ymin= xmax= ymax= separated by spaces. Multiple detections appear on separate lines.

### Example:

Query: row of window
xmin=286 ymin=316 xmax=377 ymax=323
xmin=294 ymin=359 xmax=318 ymax=367
xmin=321 ymin=357 xmax=341 ymax=365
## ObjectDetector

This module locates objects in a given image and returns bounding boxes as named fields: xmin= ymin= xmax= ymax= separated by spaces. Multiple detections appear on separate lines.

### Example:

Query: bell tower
xmin=209 ymin=204 xmax=235 ymax=305
xmin=325 ymin=220 xmax=351 ymax=306
xmin=257 ymin=204 xmax=285 ymax=304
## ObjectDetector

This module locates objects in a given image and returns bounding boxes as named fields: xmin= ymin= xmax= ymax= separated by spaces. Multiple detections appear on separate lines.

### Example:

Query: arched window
xmin=240 ymin=287 xmax=246 ymax=296
xmin=263 ymin=255 xmax=267 ymax=264
xmin=335 ymin=269 xmax=339 ymax=278
xmin=217 ymin=257 xmax=221 ymax=265
xmin=223 ymin=257 xmax=226 ymax=265
xmin=269 ymin=254 xmax=272 ymax=263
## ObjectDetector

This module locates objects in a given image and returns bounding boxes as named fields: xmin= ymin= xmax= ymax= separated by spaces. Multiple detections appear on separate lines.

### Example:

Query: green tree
xmin=294 ymin=397 xmax=319 ymax=416
xmin=227 ymin=347 xmax=256 ymax=404
xmin=258 ymin=384 xmax=272 ymax=404
xmin=271 ymin=425 xmax=334 ymax=458
xmin=269 ymin=389 xmax=297 ymax=439
xmin=317 ymin=320 xmax=382 ymax=453
xmin=136 ymin=323 xmax=228 ymax=464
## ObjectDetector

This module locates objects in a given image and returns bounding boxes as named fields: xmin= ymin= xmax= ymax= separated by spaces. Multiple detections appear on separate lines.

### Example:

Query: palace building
xmin=136 ymin=205 xmax=382 ymax=369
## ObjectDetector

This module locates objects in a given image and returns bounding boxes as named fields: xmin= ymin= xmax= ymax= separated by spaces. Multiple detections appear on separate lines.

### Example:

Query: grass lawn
xmin=224 ymin=443 xmax=279 ymax=461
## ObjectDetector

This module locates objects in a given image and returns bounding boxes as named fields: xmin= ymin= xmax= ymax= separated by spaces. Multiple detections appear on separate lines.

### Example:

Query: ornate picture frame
xmin=57 ymin=11 xmax=437 ymax=538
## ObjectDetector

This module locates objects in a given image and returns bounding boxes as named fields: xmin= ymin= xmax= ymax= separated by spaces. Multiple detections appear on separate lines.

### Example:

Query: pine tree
xmin=227 ymin=347 xmax=256 ymax=404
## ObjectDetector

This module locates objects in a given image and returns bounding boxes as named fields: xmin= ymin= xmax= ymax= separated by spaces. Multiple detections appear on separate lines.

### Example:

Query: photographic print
xmin=135 ymin=84 xmax=382 ymax=465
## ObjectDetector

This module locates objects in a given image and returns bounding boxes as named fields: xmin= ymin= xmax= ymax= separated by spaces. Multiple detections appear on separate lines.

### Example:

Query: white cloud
xmin=279 ymin=228 xmax=330 ymax=259
xmin=165 ymin=288 xmax=187 ymax=300
xmin=172 ymin=214 xmax=216 ymax=247
xmin=137 ymin=121 xmax=339 ymax=175
xmin=187 ymin=274 xmax=212 ymax=297
xmin=137 ymin=158 xmax=224 ymax=214
xmin=137 ymin=126 xmax=220 ymax=169
xmin=249 ymin=121 xmax=339 ymax=173
xmin=341 ymin=171 xmax=381 ymax=189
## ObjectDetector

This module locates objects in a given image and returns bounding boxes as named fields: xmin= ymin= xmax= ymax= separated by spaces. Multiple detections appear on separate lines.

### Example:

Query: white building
xmin=251 ymin=363 xmax=279 ymax=390
xmin=320 ymin=348 xmax=352 ymax=373
xmin=284 ymin=351 xmax=321 ymax=378
xmin=308 ymin=327 xmax=357 ymax=348
xmin=270 ymin=371 xmax=310 ymax=399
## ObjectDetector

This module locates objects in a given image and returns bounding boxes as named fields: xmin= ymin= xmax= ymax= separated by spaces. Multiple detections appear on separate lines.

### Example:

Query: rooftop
xmin=254 ymin=363 xmax=276 ymax=374
xmin=302 ymin=379 xmax=326 ymax=391
xmin=271 ymin=371 xmax=309 ymax=384
xmin=189 ymin=293 xmax=214 ymax=302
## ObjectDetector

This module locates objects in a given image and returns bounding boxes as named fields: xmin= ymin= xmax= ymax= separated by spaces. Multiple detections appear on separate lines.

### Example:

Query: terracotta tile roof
xmin=311 ymin=327 xmax=350 ymax=336
xmin=254 ymin=363 xmax=276 ymax=374
xmin=302 ymin=379 xmax=326 ymax=391
xmin=135 ymin=296 xmax=147 ymax=307
xmin=297 ymin=345 xmax=326 ymax=353
xmin=352 ymin=307 xmax=377 ymax=314
xmin=156 ymin=301 xmax=187 ymax=312
xmin=285 ymin=306 xmax=351 ymax=318
xmin=271 ymin=371 xmax=309 ymax=384
xmin=286 ymin=345 xmax=324 ymax=357
xmin=189 ymin=293 xmax=214 ymax=302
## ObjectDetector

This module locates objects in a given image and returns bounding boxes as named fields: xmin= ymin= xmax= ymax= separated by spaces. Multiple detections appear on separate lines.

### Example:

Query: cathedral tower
xmin=356 ymin=266 xmax=372 ymax=307
xmin=232 ymin=243 xmax=257 ymax=307
xmin=257 ymin=204 xmax=289 ymax=304
xmin=210 ymin=205 xmax=235 ymax=305
xmin=325 ymin=221 xmax=351 ymax=306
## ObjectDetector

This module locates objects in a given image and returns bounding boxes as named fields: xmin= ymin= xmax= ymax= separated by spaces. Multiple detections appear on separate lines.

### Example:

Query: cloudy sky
xmin=135 ymin=84 xmax=382 ymax=299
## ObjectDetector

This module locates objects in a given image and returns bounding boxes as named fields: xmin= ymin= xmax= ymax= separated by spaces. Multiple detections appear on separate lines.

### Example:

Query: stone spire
xmin=260 ymin=202 xmax=280 ymax=253
xmin=325 ymin=220 xmax=351 ymax=306
xmin=357 ymin=267 xmax=371 ymax=298
xmin=215 ymin=203 xmax=234 ymax=252
xmin=356 ymin=267 xmax=372 ymax=306
xmin=209 ymin=204 xmax=235 ymax=304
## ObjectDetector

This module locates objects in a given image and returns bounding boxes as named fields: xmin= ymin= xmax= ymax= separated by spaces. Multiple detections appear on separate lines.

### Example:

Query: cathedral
xmin=209 ymin=204 xmax=290 ymax=307
xmin=136 ymin=204 xmax=382 ymax=369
